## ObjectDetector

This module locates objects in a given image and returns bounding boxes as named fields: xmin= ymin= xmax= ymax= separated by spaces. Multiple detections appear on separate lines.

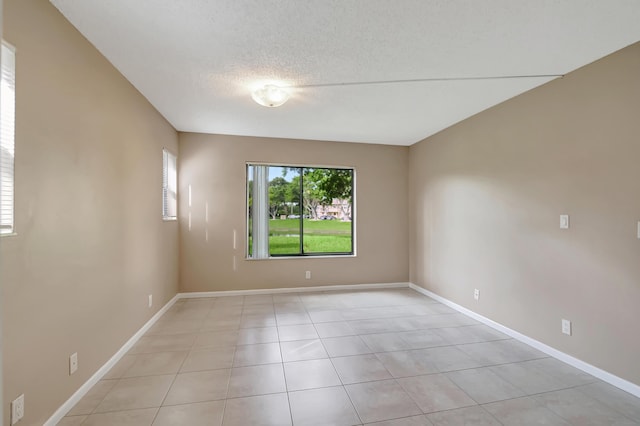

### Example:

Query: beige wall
xmin=409 ymin=42 xmax=640 ymax=386
xmin=179 ymin=133 xmax=409 ymax=292
xmin=1 ymin=1 xmax=179 ymax=424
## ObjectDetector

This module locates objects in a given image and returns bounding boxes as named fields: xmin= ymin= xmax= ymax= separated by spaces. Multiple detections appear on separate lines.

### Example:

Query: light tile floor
xmin=59 ymin=288 xmax=640 ymax=425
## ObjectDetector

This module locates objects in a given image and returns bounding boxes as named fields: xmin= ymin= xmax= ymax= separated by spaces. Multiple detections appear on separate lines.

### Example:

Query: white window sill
xmin=246 ymin=254 xmax=357 ymax=261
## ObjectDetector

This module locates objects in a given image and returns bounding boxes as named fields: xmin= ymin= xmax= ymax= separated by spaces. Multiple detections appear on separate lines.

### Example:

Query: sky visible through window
xmin=268 ymin=166 xmax=289 ymax=182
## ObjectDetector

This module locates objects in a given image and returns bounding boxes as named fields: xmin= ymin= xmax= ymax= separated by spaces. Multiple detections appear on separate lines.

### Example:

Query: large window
xmin=162 ymin=148 xmax=177 ymax=220
xmin=247 ymin=164 xmax=354 ymax=258
xmin=1 ymin=42 xmax=16 ymax=235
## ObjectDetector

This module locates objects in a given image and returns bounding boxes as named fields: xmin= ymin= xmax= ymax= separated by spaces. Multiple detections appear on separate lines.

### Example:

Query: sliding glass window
xmin=247 ymin=165 xmax=354 ymax=258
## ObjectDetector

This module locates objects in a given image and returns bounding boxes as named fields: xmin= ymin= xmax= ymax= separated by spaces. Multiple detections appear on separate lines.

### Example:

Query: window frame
xmin=0 ymin=41 xmax=16 ymax=237
xmin=246 ymin=163 xmax=356 ymax=259
xmin=162 ymin=148 xmax=177 ymax=221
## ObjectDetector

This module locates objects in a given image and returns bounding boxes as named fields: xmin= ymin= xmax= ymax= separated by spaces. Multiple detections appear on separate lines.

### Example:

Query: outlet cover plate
xmin=69 ymin=352 xmax=78 ymax=375
xmin=562 ymin=319 xmax=572 ymax=335
xmin=11 ymin=394 xmax=24 ymax=425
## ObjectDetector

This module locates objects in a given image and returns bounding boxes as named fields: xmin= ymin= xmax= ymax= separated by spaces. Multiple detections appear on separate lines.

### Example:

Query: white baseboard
xmin=46 ymin=282 xmax=409 ymax=424
xmin=178 ymin=282 xmax=410 ymax=298
xmin=409 ymin=283 xmax=640 ymax=399
xmin=44 ymin=294 xmax=180 ymax=426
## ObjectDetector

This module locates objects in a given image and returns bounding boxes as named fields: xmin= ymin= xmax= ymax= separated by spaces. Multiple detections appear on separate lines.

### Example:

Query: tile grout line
xmin=307 ymin=302 xmax=367 ymax=425
xmin=273 ymin=303 xmax=294 ymax=426
xmin=150 ymin=322 xmax=198 ymax=424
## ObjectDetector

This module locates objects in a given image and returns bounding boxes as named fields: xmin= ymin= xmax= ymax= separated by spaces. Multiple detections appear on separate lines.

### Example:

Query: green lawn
xmin=269 ymin=235 xmax=352 ymax=254
xmin=250 ymin=219 xmax=353 ymax=255
xmin=269 ymin=219 xmax=351 ymax=234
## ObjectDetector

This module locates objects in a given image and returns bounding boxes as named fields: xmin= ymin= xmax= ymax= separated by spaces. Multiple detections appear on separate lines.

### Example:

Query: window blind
xmin=162 ymin=148 xmax=177 ymax=219
xmin=1 ymin=42 xmax=16 ymax=235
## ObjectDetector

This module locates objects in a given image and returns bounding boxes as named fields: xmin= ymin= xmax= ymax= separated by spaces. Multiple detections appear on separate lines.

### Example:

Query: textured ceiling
xmin=50 ymin=1 xmax=640 ymax=146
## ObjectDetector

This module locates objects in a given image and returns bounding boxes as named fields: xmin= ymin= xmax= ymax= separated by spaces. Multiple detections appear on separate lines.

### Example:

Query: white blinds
xmin=162 ymin=148 xmax=177 ymax=219
xmin=1 ymin=42 xmax=16 ymax=234
xmin=251 ymin=165 xmax=270 ymax=259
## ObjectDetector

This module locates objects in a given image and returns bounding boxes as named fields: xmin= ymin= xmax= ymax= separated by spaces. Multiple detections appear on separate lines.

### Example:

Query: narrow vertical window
xmin=162 ymin=148 xmax=177 ymax=220
xmin=1 ymin=42 xmax=16 ymax=235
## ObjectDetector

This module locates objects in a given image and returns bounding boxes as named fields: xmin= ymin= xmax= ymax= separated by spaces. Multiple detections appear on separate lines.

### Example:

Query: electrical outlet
xmin=305 ymin=271 xmax=311 ymax=280
xmin=474 ymin=289 xmax=480 ymax=301
xmin=11 ymin=394 xmax=24 ymax=425
xmin=69 ymin=352 xmax=78 ymax=375
xmin=562 ymin=319 xmax=572 ymax=336
xmin=148 ymin=294 xmax=153 ymax=308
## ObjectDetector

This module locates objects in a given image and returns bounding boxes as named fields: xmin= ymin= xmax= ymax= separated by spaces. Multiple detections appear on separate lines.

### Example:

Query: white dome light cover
xmin=251 ymin=84 xmax=290 ymax=107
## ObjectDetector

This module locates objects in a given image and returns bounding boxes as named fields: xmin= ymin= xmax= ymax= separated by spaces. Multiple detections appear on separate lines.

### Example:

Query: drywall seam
xmin=43 ymin=294 xmax=180 ymax=426
xmin=408 ymin=283 xmax=640 ymax=398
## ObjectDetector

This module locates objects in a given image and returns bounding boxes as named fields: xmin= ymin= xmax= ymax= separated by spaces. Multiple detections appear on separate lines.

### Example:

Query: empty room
xmin=1 ymin=1 xmax=640 ymax=425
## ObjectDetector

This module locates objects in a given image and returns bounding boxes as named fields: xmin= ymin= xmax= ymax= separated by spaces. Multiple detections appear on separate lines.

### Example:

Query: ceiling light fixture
xmin=251 ymin=84 xmax=290 ymax=107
